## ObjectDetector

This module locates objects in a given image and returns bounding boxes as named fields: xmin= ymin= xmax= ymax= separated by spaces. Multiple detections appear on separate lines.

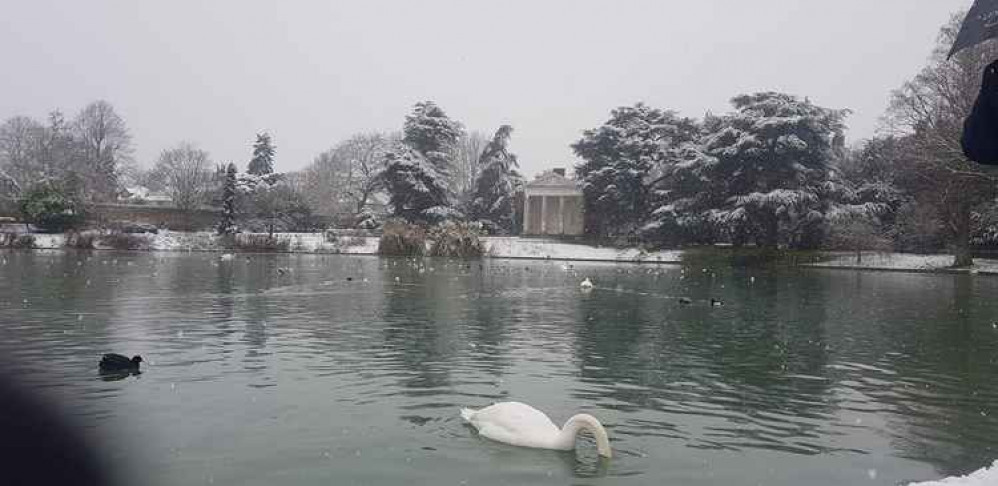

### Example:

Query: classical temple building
xmin=522 ymin=168 xmax=584 ymax=236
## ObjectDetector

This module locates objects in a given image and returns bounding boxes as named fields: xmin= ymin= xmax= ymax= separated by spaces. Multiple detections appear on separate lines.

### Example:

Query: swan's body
xmin=461 ymin=402 xmax=612 ymax=458
xmin=580 ymin=278 xmax=594 ymax=290
xmin=220 ymin=253 xmax=235 ymax=261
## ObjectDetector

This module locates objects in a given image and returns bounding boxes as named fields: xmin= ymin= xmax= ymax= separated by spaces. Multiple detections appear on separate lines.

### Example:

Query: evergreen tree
xmin=247 ymin=132 xmax=275 ymax=175
xmin=470 ymin=125 xmax=522 ymax=233
xmin=382 ymin=101 xmax=463 ymax=223
xmin=650 ymin=92 xmax=848 ymax=249
xmin=218 ymin=163 xmax=238 ymax=235
xmin=573 ymin=103 xmax=699 ymax=238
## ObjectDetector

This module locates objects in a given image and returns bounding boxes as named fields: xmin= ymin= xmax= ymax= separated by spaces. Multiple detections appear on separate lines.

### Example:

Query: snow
xmin=31 ymin=234 xmax=64 ymax=249
xmin=8 ymin=231 xmax=683 ymax=264
xmin=907 ymin=461 xmax=998 ymax=486
xmin=484 ymin=237 xmax=681 ymax=263
xmin=811 ymin=252 xmax=998 ymax=274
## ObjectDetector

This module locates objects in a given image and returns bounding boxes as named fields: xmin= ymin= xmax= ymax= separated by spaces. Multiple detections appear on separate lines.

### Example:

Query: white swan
xmin=461 ymin=402 xmax=612 ymax=458
xmin=580 ymin=278 xmax=594 ymax=291
xmin=220 ymin=253 xmax=235 ymax=261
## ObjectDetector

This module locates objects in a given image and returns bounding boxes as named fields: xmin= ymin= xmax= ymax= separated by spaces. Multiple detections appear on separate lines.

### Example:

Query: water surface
xmin=1 ymin=251 xmax=996 ymax=485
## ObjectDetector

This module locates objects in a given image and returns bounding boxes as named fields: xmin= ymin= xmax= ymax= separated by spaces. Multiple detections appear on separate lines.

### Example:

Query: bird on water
xmin=99 ymin=354 xmax=142 ymax=372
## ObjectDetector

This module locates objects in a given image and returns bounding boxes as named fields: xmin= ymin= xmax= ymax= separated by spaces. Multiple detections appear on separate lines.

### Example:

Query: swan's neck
xmin=558 ymin=414 xmax=612 ymax=458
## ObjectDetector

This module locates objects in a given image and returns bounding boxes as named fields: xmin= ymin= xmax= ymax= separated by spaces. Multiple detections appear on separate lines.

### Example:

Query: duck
xmin=461 ymin=402 xmax=612 ymax=458
xmin=99 ymin=353 xmax=142 ymax=372
xmin=711 ymin=298 xmax=724 ymax=307
xmin=679 ymin=297 xmax=693 ymax=305
xmin=277 ymin=267 xmax=292 ymax=275
xmin=580 ymin=278 xmax=594 ymax=291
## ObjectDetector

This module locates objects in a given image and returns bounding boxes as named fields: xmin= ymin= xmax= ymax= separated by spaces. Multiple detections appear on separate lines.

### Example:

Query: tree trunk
xmin=760 ymin=217 xmax=780 ymax=250
xmin=951 ymin=205 xmax=974 ymax=268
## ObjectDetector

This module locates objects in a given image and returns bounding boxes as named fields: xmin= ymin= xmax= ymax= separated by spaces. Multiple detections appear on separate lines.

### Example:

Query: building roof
xmin=525 ymin=170 xmax=581 ymax=191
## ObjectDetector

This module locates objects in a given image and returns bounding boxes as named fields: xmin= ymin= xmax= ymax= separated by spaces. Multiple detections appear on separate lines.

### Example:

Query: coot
xmin=99 ymin=354 xmax=142 ymax=372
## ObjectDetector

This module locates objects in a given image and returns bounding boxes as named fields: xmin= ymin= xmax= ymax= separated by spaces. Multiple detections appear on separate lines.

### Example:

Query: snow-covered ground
xmin=484 ymin=237 xmax=681 ymax=263
xmin=810 ymin=252 xmax=998 ymax=274
xmin=908 ymin=461 xmax=998 ymax=486
xmin=11 ymin=231 xmax=683 ymax=263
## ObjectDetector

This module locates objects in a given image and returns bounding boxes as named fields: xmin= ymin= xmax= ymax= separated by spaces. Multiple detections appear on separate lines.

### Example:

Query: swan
xmin=461 ymin=402 xmax=612 ymax=458
xmin=580 ymin=278 xmax=594 ymax=291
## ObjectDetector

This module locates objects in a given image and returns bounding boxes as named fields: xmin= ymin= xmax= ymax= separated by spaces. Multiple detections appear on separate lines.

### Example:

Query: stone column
xmin=523 ymin=193 xmax=531 ymax=235
xmin=540 ymin=195 xmax=547 ymax=234
xmin=558 ymin=196 xmax=565 ymax=234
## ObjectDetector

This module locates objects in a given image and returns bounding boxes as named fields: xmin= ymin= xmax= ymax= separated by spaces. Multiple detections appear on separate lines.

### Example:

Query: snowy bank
xmin=908 ymin=461 xmax=998 ymax=486
xmin=11 ymin=231 xmax=683 ymax=264
xmin=485 ymin=237 xmax=681 ymax=263
xmin=809 ymin=252 xmax=998 ymax=275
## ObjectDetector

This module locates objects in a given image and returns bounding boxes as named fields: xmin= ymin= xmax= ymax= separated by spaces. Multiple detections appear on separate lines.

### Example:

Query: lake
xmin=0 ymin=251 xmax=996 ymax=485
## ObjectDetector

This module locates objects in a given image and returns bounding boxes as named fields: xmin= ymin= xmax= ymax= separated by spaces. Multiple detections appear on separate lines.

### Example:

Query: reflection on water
xmin=0 ymin=251 xmax=996 ymax=485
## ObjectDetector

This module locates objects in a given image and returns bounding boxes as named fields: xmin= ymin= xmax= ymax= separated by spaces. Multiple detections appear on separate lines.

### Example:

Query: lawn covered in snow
xmin=810 ymin=252 xmax=998 ymax=274
xmin=20 ymin=231 xmax=683 ymax=263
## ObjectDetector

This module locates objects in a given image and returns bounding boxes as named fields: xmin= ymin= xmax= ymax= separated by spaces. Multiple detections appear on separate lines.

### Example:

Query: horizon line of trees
xmin=2 ymin=11 xmax=995 ymax=266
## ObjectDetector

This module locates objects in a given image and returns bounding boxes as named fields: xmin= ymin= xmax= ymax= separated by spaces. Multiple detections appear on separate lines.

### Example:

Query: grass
xmin=378 ymin=222 xmax=426 ymax=257
xmin=428 ymin=222 xmax=485 ymax=258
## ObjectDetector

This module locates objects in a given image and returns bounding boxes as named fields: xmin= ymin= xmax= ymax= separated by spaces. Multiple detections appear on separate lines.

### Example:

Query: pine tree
xmin=218 ymin=163 xmax=238 ymax=235
xmin=248 ymin=132 xmax=275 ymax=175
xmin=470 ymin=125 xmax=522 ymax=233
xmin=573 ymin=103 xmax=699 ymax=238
xmin=381 ymin=101 xmax=463 ymax=223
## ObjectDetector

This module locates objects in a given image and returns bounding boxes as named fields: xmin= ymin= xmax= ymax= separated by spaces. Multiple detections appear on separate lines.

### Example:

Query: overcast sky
xmin=0 ymin=0 xmax=969 ymax=179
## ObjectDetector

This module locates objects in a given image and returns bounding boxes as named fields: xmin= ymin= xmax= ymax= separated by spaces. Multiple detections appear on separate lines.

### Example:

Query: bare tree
xmin=886 ymin=12 xmax=998 ymax=267
xmin=73 ymin=100 xmax=132 ymax=201
xmin=0 ymin=116 xmax=43 ymax=195
xmin=153 ymin=143 xmax=214 ymax=211
xmin=302 ymin=133 xmax=387 ymax=218
xmin=450 ymin=131 xmax=488 ymax=206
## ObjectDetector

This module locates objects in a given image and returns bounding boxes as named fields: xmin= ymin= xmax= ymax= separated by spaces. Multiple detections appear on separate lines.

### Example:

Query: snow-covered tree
xmin=218 ymin=163 xmax=238 ymax=235
xmin=470 ymin=125 xmax=522 ymax=233
xmin=573 ymin=103 xmax=699 ymax=237
xmin=381 ymin=102 xmax=463 ymax=223
xmin=651 ymin=92 xmax=848 ymax=249
xmin=247 ymin=132 xmax=275 ymax=175
xmin=380 ymin=144 xmax=456 ymax=223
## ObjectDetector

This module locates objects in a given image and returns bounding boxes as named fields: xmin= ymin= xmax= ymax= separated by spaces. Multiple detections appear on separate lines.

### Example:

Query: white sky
xmin=0 ymin=0 xmax=969 ymax=178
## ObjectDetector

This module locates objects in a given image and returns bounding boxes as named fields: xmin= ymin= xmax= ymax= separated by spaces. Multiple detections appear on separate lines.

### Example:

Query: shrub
xmin=231 ymin=234 xmax=291 ymax=252
xmin=98 ymin=232 xmax=152 ymax=250
xmin=65 ymin=231 xmax=97 ymax=249
xmin=19 ymin=185 xmax=84 ymax=232
xmin=0 ymin=232 xmax=35 ymax=249
xmin=428 ymin=221 xmax=485 ymax=258
xmin=378 ymin=221 xmax=426 ymax=256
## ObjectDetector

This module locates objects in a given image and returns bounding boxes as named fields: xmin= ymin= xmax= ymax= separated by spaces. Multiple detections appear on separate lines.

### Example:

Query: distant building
xmin=522 ymin=168 xmax=584 ymax=236
xmin=124 ymin=186 xmax=173 ymax=207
